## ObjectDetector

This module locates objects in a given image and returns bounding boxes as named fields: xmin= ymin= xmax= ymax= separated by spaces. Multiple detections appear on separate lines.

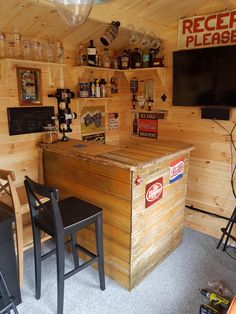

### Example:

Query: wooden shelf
xmin=74 ymin=66 xmax=120 ymax=82
xmin=0 ymin=58 xmax=66 ymax=86
xmin=74 ymin=66 xmax=166 ymax=86
xmin=76 ymin=97 xmax=120 ymax=100
xmin=123 ymin=67 xmax=166 ymax=86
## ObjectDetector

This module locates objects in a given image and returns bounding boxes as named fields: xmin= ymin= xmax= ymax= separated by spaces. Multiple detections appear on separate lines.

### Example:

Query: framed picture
xmin=17 ymin=67 xmax=42 ymax=106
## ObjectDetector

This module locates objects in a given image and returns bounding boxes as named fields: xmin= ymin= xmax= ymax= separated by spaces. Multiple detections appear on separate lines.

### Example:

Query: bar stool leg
xmin=56 ymin=240 xmax=65 ymax=314
xmin=71 ymin=233 xmax=79 ymax=268
xmin=96 ymin=214 xmax=105 ymax=291
xmin=222 ymin=220 xmax=234 ymax=251
xmin=33 ymin=226 xmax=42 ymax=300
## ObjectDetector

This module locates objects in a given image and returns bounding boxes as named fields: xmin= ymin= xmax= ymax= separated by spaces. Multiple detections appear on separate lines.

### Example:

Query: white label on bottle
xmin=88 ymin=48 xmax=96 ymax=55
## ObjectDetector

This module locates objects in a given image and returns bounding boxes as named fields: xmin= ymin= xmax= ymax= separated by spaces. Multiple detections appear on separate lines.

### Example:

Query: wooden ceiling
xmin=0 ymin=0 xmax=236 ymax=50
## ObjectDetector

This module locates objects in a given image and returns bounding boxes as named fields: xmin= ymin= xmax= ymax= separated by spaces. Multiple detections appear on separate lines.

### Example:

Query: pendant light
xmin=53 ymin=0 xmax=95 ymax=27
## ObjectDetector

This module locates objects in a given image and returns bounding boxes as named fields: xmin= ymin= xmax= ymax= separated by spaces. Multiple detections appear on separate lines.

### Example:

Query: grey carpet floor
xmin=17 ymin=228 xmax=236 ymax=314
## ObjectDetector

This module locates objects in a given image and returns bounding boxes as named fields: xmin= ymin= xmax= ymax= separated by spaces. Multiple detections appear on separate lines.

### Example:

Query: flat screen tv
xmin=173 ymin=45 xmax=236 ymax=107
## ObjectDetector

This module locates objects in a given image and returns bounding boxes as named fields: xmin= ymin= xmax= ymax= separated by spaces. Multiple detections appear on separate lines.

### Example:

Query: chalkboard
xmin=7 ymin=106 xmax=55 ymax=136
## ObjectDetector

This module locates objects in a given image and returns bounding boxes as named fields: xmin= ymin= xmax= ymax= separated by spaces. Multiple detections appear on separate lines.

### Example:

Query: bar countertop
xmin=40 ymin=139 xmax=194 ymax=171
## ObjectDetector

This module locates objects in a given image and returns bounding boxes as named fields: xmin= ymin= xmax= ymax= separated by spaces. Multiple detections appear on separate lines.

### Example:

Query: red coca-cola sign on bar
xmin=145 ymin=177 xmax=163 ymax=208
xmin=138 ymin=112 xmax=158 ymax=139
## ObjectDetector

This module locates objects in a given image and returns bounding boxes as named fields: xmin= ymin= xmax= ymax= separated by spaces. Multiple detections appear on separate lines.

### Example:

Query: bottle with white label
xmin=87 ymin=40 xmax=96 ymax=67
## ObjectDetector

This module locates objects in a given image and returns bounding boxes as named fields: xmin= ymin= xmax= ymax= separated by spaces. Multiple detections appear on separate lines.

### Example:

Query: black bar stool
xmin=217 ymin=206 xmax=236 ymax=251
xmin=0 ymin=268 xmax=19 ymax=314
xmin=24 ymin=176 xmax=105 ymax=314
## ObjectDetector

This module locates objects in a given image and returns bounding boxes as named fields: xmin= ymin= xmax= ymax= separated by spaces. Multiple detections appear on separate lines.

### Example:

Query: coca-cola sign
xmin=145 ymin=177 xmax=163 ymax=208
xmin=139 ymin=112 xmax=158 ymax=139
xmin=169 ymin=158 xmax=184 ymax=184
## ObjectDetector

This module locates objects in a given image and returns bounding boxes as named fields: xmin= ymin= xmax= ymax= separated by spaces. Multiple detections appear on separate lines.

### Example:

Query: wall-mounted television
xmin=173 ymin=45 xmax=236 ymax=107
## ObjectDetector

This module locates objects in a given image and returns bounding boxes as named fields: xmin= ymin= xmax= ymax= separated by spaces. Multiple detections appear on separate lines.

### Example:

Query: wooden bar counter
xmin=40 ymin=139 xmax=194 ymax=290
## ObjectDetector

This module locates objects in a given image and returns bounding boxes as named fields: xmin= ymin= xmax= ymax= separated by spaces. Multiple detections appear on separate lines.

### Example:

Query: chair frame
xmin=0 ymin=170 xmax=23 ymax=287
xmin=24 ymin=176 xmax=105 ymax=314
xmin=0 ymin=267 xmax=19 ymax=314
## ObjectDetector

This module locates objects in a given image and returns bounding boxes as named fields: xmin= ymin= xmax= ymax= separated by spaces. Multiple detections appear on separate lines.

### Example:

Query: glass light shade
xmin=53 ymin=0 xmax=94 ymax=27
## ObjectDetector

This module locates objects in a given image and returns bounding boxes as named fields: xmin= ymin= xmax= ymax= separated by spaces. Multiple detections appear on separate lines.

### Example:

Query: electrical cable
xmin=212 ymin=119 xmax=236 ymax=262
xmin=212 ymin=119 xmax=236 ymax=199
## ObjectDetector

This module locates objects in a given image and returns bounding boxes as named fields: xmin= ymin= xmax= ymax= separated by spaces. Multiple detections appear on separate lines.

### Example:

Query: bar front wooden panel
xmin=42 ymin=140 xmax=193 ymax=289
xmin=43 ymin=150 xmax=132 ymax=289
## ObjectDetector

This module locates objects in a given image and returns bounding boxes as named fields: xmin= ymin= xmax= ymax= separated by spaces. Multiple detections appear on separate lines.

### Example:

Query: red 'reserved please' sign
xmin=178 ymin=10 xmax=236 ymax=49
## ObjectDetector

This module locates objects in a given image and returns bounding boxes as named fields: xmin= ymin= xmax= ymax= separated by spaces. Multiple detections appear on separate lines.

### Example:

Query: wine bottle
xmin=87 ymin=40 xmax=96 ymax=67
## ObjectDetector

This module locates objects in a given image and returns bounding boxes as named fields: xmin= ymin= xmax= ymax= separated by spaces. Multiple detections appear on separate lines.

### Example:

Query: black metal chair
xmin=0 ymin=268 xmax=19 ymax=314
xmin=24 ymin=176 xmax=105 ymax=314
xmin=217 ymin=206 xmax=236 ymax=251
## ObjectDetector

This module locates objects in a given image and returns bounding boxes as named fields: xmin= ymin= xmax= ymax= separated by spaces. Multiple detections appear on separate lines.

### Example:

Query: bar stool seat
xmin=24 ymin=176 xmax=105 ymax=314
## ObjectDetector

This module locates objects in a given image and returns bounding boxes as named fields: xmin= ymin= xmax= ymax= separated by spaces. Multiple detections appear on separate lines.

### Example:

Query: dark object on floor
xmin=199 ymin=303 xmax=219 ymax=314
xmin=24 ymin=176 xmax=105 ymax=314
xmin=0 ymin=268 xmax=19 ymax=314
xmin=200 ymin=289 xmax=231 ymax=309
xmin=216 ymin=207 xmax=236 ymax=251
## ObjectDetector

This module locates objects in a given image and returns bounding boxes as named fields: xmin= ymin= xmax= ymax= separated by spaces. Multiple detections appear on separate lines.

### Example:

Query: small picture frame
xmin=17 ymin=67 xmax=42 ymax=106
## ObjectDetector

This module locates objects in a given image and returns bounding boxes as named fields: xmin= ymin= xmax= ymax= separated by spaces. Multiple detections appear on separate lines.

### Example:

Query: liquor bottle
xmin=102 ymin=48 xmax=111 ymax=68
xmin=0 ymin=32 xmax=6 ymax=58
xmin=87 ymin=40 xmax=96 ymax=67
xmin=133 ymin=113 xmax=138 ymax=135
xmin=77 ymin=44 xmax=87 ymax=66
xmin=100 ymin=78 xmax=107 ymax=98
xmin=142 ymin=47 xmax=150 ymax=68
xmin=121 ymin=49 xmax=129 ymax=70
xmin=95 ymin=79 xmax=101 ymax=98
xmin=112 ymin=50 xmax=119 ymax=69
xmin=154 ymin=46 xmax=164 ymax=67
xmin=133 ymin=48 xmax=141 ymax=69
xmin=89 ymin=71 xmax=96 ymax=97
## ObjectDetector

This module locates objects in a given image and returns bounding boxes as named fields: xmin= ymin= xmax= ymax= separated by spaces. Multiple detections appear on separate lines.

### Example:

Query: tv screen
xmin=173 ymin=45 xmax=236 ymax=107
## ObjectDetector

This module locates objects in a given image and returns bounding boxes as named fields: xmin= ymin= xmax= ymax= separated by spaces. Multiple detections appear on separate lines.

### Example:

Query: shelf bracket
xmin=48 ymin=65 xmax=61 ymax=87
xmin=0 ymin=59 xmax=11 ymax=84
xmin=123 ymin=68 xmax=166 ymax=86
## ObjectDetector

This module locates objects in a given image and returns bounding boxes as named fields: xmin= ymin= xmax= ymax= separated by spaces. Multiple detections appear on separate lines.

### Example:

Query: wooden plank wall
xmin=1 ymin=21 xmax=236 ymax=244
xmin=118 ymin=24 xmax=236 ymax=239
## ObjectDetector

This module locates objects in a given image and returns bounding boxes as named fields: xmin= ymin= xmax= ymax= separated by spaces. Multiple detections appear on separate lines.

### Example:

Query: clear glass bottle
xmin=89 ymin=71 xmax=96 ymax=97
xmin=0 ymin=32 xmax=6 ymax=58
xmin=43 ymin=124 xmax=58 ymax=144
xmin=23 ymin=40 xmax=31 ymax=60
xmin=47 ymin=40 xmax=55 ymax=63
xmin=102 ymin=48 xmax=110 ymax=68
xmin=33 ymin=41 xmax=42 ymax=61
xmin=56 ymin=41 xmax=64 ymax=63
xmin=100 ymin=78 xmax=107 ymax=98
xmin=14 ymin=32 xmax=22 ymax=59
xmin=77 ymin=44 xmax=87 ymax=66
xmin=112 ymin=50 xmax=119 ymax=69
xmin=8 ymin=40 xmax=15 ymax=58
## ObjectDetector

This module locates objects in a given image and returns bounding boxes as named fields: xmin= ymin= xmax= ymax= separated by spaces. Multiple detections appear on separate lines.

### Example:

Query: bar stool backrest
xmin=0 ymin=169 xmax=24 ymax=287
xmin=24 ymin=176 xmax=64 ymax=237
